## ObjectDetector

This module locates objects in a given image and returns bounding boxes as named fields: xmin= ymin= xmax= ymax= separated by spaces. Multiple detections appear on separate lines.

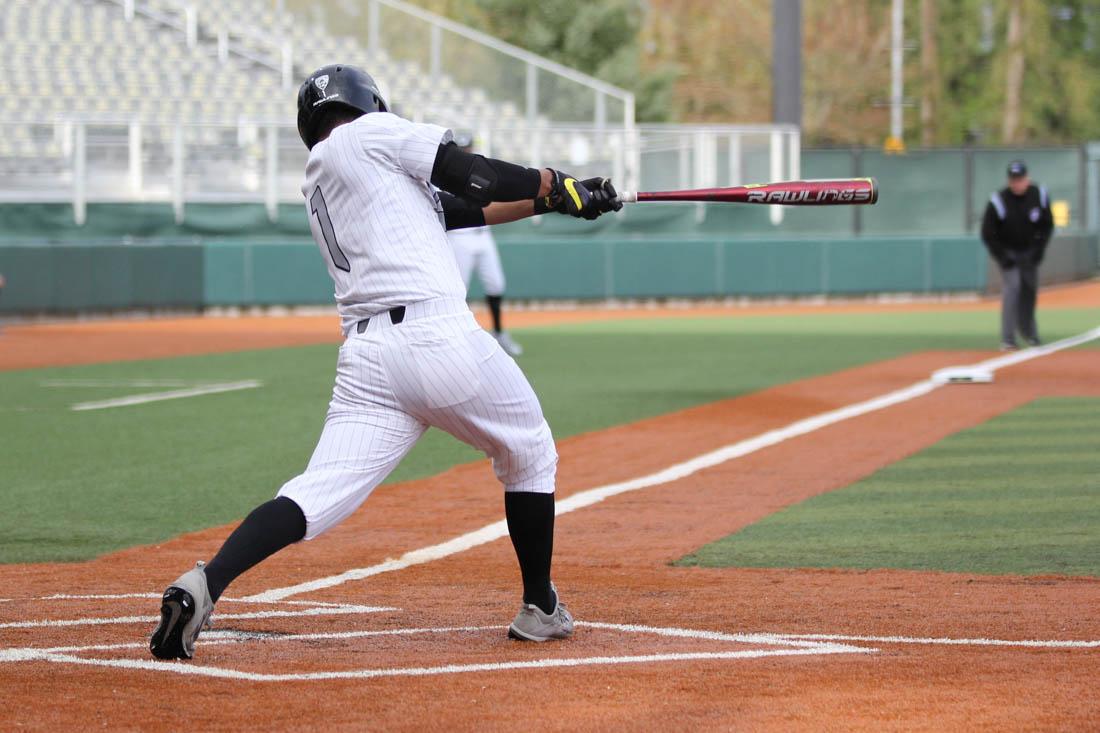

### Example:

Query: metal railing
xmin=102 ymin=0 xmax=636 ymax=124
xmin=366 ymin=0 xmax=634 ymax=129
xmin=0 ymin=118 xmax=799 ymax=226
xmin=636 ymin=124 xmax=801 ymax=224
xmin=105 ymin=0 xmax=293 ymax=87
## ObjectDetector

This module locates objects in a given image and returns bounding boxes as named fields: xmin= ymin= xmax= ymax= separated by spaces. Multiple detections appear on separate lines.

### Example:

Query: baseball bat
xmin=617 ymin=178 xmax=878 ymax=206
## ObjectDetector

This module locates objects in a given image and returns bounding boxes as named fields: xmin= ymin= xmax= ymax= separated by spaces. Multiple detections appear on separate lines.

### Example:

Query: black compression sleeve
xmin=203 ymin=497 xmax=306 ymax=603
xmin=431 ymin=142 xmax=541 ymax=204
xmin=438 ymin=191 xmax=487 ymax=230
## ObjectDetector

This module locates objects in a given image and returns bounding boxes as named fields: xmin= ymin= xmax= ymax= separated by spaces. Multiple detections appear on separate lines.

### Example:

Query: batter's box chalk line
xmin=0 ymin=598 xmax=395 ymax=629
xmin=0 ymin=616 xmax=871 ymax=681
xmin=1 ymin=596 xmax=1096 ymax=681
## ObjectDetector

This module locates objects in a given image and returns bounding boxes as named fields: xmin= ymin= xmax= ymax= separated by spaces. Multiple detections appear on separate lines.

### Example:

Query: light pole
xmin=885 ymin=0 xmax=906 ymax=152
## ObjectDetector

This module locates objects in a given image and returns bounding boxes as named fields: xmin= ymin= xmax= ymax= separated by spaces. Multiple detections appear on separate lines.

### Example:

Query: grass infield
xmin=1 ymin=306 xmax=1097 ymax=563
xmin=679 ymin=396 xmax=1100 ymax=577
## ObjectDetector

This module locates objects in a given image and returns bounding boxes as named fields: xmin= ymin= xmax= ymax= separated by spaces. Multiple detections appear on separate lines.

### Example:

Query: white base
xmin=931 ymin=366 xmax=995 ymax=385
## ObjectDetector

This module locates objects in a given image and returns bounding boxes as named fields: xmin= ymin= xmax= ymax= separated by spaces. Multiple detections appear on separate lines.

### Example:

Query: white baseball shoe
xmin=494 ymin=331 xmax=524 ymax=357
xmin=508 ymin=583 xmax=573 ymax=642
xmin=150 ymin=561 xmax=215 ymax=660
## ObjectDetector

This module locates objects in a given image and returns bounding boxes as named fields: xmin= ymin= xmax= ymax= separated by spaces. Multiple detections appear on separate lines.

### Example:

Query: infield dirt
xmin=2 ymin=279 xmax=1098 ymax=371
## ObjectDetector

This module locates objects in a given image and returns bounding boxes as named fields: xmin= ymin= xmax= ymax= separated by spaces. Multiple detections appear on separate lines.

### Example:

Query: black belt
xmin=356 ymin=306 xmax=406 ymax=334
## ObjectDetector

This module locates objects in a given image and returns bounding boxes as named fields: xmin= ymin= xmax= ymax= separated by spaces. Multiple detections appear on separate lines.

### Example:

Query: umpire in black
xmin=980 ymin=160 xmax=1053 ymax=350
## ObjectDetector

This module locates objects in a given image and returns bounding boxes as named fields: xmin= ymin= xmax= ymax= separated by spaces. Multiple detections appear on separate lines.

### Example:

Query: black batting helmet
xmin=297 ymin=64 xmax=388 ymax=149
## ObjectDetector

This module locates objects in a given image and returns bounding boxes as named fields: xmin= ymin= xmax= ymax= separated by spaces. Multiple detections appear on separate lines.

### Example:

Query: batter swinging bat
xmin=617 ymin=178 xmax=878 ymax=206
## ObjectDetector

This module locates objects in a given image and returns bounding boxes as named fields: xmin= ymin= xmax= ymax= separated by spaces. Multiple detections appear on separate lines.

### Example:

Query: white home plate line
xmin=0 ymin=604 xmax=394 ymax=630
xmin=24 ymin=627 xmax=486 ymax=656
xmin=0 ymin=621 xmax=871 ymax=681
xmin=0 ymin=623 xmax=860 ymax=657
xmin=770 ymin=633 xmax=1100 ymax=649
xmin=15 ymin=647 xmax=859 ymax=682
xmin=247 ymin=326 xmax=1100 ymax=603
xmin=71 ymin=380 xmax=263 ymax=412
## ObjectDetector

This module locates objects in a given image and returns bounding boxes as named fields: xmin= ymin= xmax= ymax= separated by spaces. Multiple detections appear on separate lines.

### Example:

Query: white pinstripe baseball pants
xmin=277 ymin=298 xmax=557 ymax=540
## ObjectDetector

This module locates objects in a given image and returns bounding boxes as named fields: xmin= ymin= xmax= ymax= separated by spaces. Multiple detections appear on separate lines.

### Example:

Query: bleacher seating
xmin=0 ymin=0 xmax=610 ymax=193
xmin=0 ymin=0 xmax=538 ymax=150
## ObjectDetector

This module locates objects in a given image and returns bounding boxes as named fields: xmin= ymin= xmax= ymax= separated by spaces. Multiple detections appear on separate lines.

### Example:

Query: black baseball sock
xmin=486 ymin=295 xmax=503 ymax=334
xmin=504 ymin=491 xmax=555 ymax=614
xmin=203 ymin=497 xmax=307 ymax=603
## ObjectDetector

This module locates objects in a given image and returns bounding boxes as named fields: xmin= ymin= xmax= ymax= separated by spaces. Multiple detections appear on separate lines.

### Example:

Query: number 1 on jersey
xmin=310 ymin=186 xmax=351 ymax=272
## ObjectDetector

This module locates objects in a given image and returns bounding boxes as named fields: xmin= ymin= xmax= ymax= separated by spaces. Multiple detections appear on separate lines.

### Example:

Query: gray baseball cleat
xmin=150 ymin=560 xmax=215 ymax=660
xmin=508 ymin=582 xmax=573 ymax=642
xmin=494 ymin=331 xmax=523 ymax=357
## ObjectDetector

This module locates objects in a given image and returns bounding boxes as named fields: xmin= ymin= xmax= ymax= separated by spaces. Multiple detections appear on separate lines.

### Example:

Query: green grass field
xmin=679 ymin=397 xmax=1100 ymax=577
xmin=2 ymin=306 xmax=1098 ymax=564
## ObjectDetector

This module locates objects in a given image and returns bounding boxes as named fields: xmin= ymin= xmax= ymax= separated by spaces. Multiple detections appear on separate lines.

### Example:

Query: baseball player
xmin=150 ymin=64 xmax=621 ymax=660
xmin=447 ymin=131 xmax=523 ymax=357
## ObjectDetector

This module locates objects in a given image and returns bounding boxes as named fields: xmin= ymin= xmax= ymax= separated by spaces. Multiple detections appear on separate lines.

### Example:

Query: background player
xmin=447 ymin=131 xmax=523 ymax=357
xmin=980 ymin=159 xmax=1053 ymax=350
xmin=149 ymin=64 xmax=621 ymax=660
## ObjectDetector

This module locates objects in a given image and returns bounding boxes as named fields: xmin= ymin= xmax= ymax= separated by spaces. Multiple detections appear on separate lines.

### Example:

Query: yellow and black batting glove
xmin=535 ymin=171 xmax=622 ymax=220
xmin=542 ymin=169 xmax=594 ymax=219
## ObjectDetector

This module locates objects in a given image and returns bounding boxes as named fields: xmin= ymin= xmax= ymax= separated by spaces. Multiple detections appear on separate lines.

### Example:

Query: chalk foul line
xmin=42 ymin=379 xmax=195 ymax=388
xmin=767 ymin=632 xmax=1100 ymax=649
xmin=244 ymin=377 xmax=938 ymax=602
xmin=245 ymin=325 xmax=1099 ymax=604
xmin=70 ymin=380 xmax=263 ymax=412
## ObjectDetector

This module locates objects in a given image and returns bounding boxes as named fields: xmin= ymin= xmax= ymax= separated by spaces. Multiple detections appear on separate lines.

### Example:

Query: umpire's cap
xmin=1007 ymin=159 xmax=1028 ymax=178
xmin=297 ymin=64 xmax=388 ymax=149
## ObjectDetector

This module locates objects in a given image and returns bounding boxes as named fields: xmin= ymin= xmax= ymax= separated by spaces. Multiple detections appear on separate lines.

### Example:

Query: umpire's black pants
xmin=1000 ymin=255 xmax=1040 ymax=346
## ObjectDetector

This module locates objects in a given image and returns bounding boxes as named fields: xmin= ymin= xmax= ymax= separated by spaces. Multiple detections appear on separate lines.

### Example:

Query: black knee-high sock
xmin=203 ymin=497 xmax=306 ymax=603
xmin=486 ymin=295 xmax=503 ymax=334
xmin=504 ymin=492 xmax=555 ymax=614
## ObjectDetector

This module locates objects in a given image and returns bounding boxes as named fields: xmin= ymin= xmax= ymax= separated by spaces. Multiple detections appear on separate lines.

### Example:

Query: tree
xmin=1002 ymin=0 xmax=1025 ymax=142
xmin=919 ymin=0 xmax=941 ymax=145
xmin=415 ymin=0 xmax=678 ymax=122
xmin=410 ymin=0 xmax=1100 ymax=143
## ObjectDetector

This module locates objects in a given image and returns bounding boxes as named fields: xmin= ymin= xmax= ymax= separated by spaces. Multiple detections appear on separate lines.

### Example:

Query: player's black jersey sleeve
xmin=431 ymin=142 xmax=541 ymax=205
xmin=437 ymin=190 xmax=487 ymax=230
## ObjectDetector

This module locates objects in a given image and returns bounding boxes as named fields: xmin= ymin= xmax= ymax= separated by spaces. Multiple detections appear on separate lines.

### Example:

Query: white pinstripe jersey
xmin=301 ymin=112 xmax=464 ymax=334
xmin=447 ymin=225 xmax=496 ymax=251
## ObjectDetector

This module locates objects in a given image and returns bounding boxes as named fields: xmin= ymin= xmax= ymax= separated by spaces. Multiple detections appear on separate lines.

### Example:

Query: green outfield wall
xmin=0 ymin=242 xmax=204 ymax=313
xmin=2 ymin=233 xmax=1095 ymax=315
xmin=1 ymin=140 xmax=1097 ymax=315
xmin=197 ymin=235 xmax=990 ymax=306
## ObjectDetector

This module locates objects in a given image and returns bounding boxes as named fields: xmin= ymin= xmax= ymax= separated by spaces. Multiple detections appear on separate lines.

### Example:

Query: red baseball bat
xmin=617 ymin=178 xmax=878 ymax=206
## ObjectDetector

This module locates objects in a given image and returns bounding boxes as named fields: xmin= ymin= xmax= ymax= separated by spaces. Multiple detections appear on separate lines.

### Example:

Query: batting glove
xmin=538 ymin=170 xmax=596 ymax=219
xmin=581 ymin=177 xmax=623 ymax=219
xmin=535 ymin=173 xmax=622 ymax=220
